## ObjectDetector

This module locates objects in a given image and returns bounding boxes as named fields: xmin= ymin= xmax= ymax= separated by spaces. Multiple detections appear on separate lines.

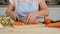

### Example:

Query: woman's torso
xmin=13 ymin=0 xmax=43 ymax=22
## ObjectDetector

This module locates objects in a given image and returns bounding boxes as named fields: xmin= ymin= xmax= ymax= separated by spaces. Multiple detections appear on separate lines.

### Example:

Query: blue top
xmin=15 ymin=1 xmax=42 ymax=22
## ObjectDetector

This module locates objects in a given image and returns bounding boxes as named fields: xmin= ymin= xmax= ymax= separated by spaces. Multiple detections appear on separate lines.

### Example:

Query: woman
xmin=6 ymin=0 xmax=48 ymax=24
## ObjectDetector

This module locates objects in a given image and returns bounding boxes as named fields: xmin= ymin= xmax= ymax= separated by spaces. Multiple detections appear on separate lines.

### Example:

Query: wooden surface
xmin=0 ymin=24 xmax=60 ymax=34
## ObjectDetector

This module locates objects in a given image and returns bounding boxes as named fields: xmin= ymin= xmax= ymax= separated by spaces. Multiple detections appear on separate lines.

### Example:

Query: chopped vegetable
xmin=32 ymin=20 xmax=39 ymax=24
xmin=44 ymin=18 xmax=51 ymax=24
xmin=0 ymin=17 xmax=11 ymax=26
xmin=47 ymin=22 xmax=60 ymax=28
xmin=14 ymin=22 xmax=25 ymax=26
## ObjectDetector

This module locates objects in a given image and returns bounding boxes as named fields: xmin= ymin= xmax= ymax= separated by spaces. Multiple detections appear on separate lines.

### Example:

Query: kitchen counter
xmin=0 ymin=24 xmax=60 ymax=34
xmin=48 ymin=5 xmax=60 ymax=8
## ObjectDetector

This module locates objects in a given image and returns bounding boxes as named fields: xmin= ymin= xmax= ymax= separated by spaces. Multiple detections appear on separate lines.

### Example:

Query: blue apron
xmin=15 ymin=1 xmax=42 ymax=22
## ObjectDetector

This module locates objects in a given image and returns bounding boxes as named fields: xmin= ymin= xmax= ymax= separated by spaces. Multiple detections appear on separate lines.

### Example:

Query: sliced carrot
xmin=14 ymin=20 xmax=39 ymax=26
xmin=32 ymin=20 xmax=39 ymax=24
xmin=14 ymin=22 xmax=25 ymax=26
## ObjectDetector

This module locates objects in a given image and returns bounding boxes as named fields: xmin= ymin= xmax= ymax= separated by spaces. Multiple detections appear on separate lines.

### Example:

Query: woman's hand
xmin=6 ymin=3 xmax=20 ymax=21
xmin=24 ymin=12 xmax=39 ymax=24
xmin=10 ymin=12 xmax=20 ymax=21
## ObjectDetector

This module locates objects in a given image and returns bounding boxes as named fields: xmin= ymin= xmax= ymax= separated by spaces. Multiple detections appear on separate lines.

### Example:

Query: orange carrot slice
xmin=14 ymin=22 xmax=25 ymax=26
xmin=32 ymin=20 xmax=39 ymax=24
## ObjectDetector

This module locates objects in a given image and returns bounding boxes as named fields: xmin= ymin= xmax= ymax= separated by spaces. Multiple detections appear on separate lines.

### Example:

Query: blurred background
xmin=0 ymin=0 xmax=60 ymax=21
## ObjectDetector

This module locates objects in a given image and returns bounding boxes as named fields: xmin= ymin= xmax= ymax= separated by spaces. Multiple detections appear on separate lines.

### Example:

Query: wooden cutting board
xmin=0 ymin=24 xmax=60 ymax=34
xmin=14 ymin=23 xmax=46 ymax=28
xmin=0 ymin=23 xmax=45 ymax=32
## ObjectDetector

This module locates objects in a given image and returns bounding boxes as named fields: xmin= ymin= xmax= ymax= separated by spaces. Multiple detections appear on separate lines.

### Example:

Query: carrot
xmin=14 ymin=20 xmax=39 ymax=26
xmin=14 ymin=22 xmax=25 ymax=26
xmin=32 ymin=20 xmax=39 ymax=24
xmin=47 ymin=22 xmax=60 ymax=28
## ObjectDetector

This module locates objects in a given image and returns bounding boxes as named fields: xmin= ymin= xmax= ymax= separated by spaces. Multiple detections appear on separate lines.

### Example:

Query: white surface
xmin=48 ymin=7 xmax=60 ymax=21
xmin=0 ymin=23 xmax=3 ymax=28
xmin=0 ymin=7 xmax=7 ymax=16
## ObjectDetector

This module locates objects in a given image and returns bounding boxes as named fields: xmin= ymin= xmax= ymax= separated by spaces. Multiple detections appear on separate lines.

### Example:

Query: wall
xmin=47 ymin=7 xmax=60 ymax=21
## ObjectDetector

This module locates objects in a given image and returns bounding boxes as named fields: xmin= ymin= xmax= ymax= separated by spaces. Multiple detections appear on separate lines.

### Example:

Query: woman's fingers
xmin=26 ymin=15 xmax=31 ymax=24
xmin=14 ymin=16 xmax=16 ymax=21
xmin=10 ymin=15 xmax=16 ymax=20
xmin=28 ymin=16 xmax=34 ymax=23
xmin=10 ymin=12 xmax=20 ymax=21
xmin=24 ymin=14 xmax=30 ymax=24
xmin=24 ymin=14 xmax=35 ymax=24
xmin=24 ymin=12 xmax=39 ymax=24
xmin=16 ymin=15 xmax=20 ymax=21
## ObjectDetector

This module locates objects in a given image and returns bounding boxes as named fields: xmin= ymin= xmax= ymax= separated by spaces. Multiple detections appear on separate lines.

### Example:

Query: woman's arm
xmin=6 ymin=3 xmax=20 ymax=21
xmin=38 ymin=0 xmax=49 ymax=18
xmin=24 ymin=0 xmax=48 ymax=23
xmin=6 ymin=3 xmax=15 ymax=15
